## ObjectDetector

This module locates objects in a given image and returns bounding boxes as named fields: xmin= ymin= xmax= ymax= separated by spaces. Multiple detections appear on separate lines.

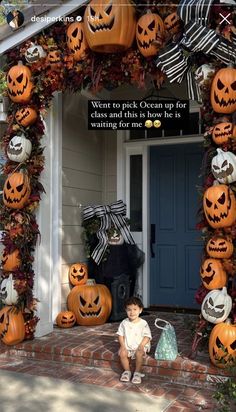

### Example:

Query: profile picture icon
xmin=6 ymin=9 xmax=24 ymax=30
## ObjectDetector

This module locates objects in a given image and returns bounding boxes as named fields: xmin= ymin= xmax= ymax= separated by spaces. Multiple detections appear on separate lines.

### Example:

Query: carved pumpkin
xmin=68 ymin=263 xmax=88 ymax=286
xmin=15 ymin=107 xmax=37 ymax=127
xmin=136 ymin=12 xmax=164 ymax=57
xmin=7 ymin=62 xmax=34 ymax=103
xmin=203 ymin=184 xmax=236 ymax=228
xmin=211 ymin=67 xmax=236 ymax=114
xmin=0 ymin=274 xmax=18 ymax=305
xmin=212 ymin=122 xmax=233 ymax=145
xmin=3 ymin=172 xmax=31 ymax=210
xmin=56 ymin=311 xmax=76 ymax=328
xmin=7 ymin=135 xmax=32 ymax=163
xmin=209 ymin=320 xmax=236 ymax=368
xmin=194 ymin=64 xmax=215 ymax=87
xmin=84 ymin=0 xmax=136 ymax=53
xmin=206 ymin=236 xmax=233 ymax=259
xmin=211 ymin=149 xmax=236 ymax=184
xmin=201 ymin=287 xmax=232 ymax=324
xmin=46 ymin=49 xmax=62 ymax=71
xmin=66 ymin=22 xmax=88 ymax=61
xmin=200 ymin=258 xmax=227 ymax=290
xmin=108 ymin=229 xmax=124 ymax=245
xmin=2 ymin=249 xmax=21 ymax=271
xmin=0 ymin=306 xmax=25 ymax=345
xmin=164 ymin=12 xmax=181 ymax=36
xmin=25 ymin=42 xmax=46 ymax=64
xmin=67 ymin=279 xmax=112 ymax=325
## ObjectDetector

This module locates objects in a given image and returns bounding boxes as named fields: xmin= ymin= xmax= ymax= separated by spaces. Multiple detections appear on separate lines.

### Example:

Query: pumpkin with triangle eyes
xmin=212 ymin=122 xmax=233 ymax=145
xmin=206 ymin=236 xmax=233 ymax=259
xmin=209 ymin=320 xmax=236 ymax=368
xmin=203 ymin=184 xmax=236 ymax=228
xmin=3 ymin=172 xmax=31 ymax=210
xmin=68 ymin=263 xmax=88 ymax=286
xmin=201 ymin=287 xmax=232 ymax=324
xmin=136 ymin=12 xmax=164 ymax=57
xmin=67 ymin=22 xmax=88 ymax=61
xmin=84 ymin=0 xmax=136 ymax=53
xmin=164 ymin=12 xmax=181 ymax=36
xmin=1 ymin=248 xmax=21 ymax=271
xmin=0 ymin=306 xmax=25 ymax=346
xmin=211 ymin=67 xmax=236 ymax=114
xmin=25 ymin=42 xmax=46 ymax=64
xmin=56 ymin=311 xmax=76 ymax=328
xmin=15 ymin=107 xmax=37 ymax=127
xmin=7 ymin=62 xmax=34 ymax=104
xmin=200 ymin=258 xmax=227 ymax=290
xmin=67 ymin=279 xmax=112 ymax=325
xmin=7 ymin=135 xmax=32 ymax=163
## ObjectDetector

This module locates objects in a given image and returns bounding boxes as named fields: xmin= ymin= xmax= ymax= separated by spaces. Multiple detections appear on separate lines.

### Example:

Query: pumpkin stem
xmin=86 ymin=279 xmax=96 ymax=285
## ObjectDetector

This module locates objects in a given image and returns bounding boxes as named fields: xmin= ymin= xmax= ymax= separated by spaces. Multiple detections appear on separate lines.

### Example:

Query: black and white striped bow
xmin=177 ymin=0 xmax=214 ymax=26
xmin=82 ymin=200 xmax=135 ymax=265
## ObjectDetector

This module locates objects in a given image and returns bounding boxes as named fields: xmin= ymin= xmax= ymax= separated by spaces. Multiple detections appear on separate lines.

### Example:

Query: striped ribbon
xmin=82 ymin=200 xmax=135 ymax=265
xmin=177 ymin=0 xmax=214 ymax=26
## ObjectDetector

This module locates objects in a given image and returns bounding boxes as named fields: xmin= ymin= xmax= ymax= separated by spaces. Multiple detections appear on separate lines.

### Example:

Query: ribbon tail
xmin=91 ymin=215 xmax=109 ymax=265
xmin=186 ymin=68 xmax=202 ymax=102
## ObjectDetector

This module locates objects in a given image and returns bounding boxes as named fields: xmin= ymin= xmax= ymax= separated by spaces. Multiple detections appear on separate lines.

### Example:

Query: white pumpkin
xmin=194 ymin=64 xmax=215 ymax=87
xmin=25 ymin=42 xmax=46 ymax=64
xmin=201 ymin=287 xmax=232 ymax=324
xmin=211 ymin=148 xmax=236 ymax=184
xmin=0 ymin=274 xmax=18 ymax=305
xmin=7 ymin=135 xmax=32 ymax=163
xmin=108 ymin=229 xmax=124 ymax=245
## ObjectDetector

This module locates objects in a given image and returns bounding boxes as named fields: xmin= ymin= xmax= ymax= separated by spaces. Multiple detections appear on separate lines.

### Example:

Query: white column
xmin=34 ymin=93 xmax=62 ymax=337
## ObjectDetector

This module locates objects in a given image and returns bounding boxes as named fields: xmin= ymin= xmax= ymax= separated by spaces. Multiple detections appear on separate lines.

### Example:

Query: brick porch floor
xmin=0 ymin=311 xmax=229 ymax=411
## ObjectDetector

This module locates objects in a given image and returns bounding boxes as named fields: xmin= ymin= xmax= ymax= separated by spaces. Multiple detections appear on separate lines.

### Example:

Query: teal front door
xmin=150 ymin=143 xmax=203 ymax=308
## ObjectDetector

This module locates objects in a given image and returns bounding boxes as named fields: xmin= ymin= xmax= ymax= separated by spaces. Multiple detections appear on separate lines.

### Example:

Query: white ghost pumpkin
xmin=201 ymin=287 xmax=232 ymax=324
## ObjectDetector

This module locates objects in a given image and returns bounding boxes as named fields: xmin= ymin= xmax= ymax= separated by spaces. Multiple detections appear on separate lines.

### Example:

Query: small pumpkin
xmin=66 ymin=22 xmax=88 ymax=61
xmin=15 ymin=107 xmax=37 ymax=127
xmin=194 ymin=64 xmax=215 ymax=88
xmin=3 ymin=172 xmax=31 ymax=210
xmin=136 ymin=12 xmax=164 ymax=57
xmin=84 ymin=0 xmax=136 ymax=53
xmin=211 ymin=148 xmax=236 ymax=184
xmin=206 ymin=236 xmax=233 ymax=259
xmin=56 ymin=311 xmax=76 ymax=328
xmin=7 ymin=62 xmax=34 ymax=104
xmin=200 ymin=258 xmax=227 ymax=290
xmin=212 ymin=122 xmax=233 ymax=145
xmin=209 ymin=319 xmax=236 ymax=368
xmin=46 ymin=49 xmax=63 ymax=71
xmin=0 ymin=274 xmax=18 ymax=305
xmin=68 ymin=263 xmax=88 ymax=286
xmin=164 ymin=12 xmax=181 ymax=36
xmin=201 ymin=287 xmax=232 ymax=324
xmin=2 ymin=249 xmax=21 ymax=271
xmin=108 ymin=229 xmax=124 ymax=245
xmin=0 ymin=306 xmax=25 ymax=345
xmin=203 ymin=184 xmax=236 ymax=228
xmin=25 ymin=42 xmax=46 ymax=64
xmin=211 ymin=67 xmax=236 ymax=114
xmin=67 ymin=279 xmax=112 ymax=326
xmin=7 ymin=135 xmax=32 ymax=163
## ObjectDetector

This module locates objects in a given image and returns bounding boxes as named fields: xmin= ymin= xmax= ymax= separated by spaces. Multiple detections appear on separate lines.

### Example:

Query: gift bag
xmin=154 ymin=318 xmax=178 ymax=361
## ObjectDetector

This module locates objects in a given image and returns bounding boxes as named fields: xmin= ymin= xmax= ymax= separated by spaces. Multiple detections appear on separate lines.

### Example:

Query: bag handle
xmin=154 ymin=318 xmax=171 ymax=330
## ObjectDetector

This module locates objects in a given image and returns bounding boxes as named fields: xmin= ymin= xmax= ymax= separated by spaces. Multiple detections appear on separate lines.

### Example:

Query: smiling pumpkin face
xmin=7 ymin=63 xmax=34 ymax=104
xmin=66 ymin=22 xmax=88 ymax=61
xmin=68 ymin=263 xmax=88 ymax=286
xmin=200 ymin=258 xmax=227 ymax=290
xmin=206 ymin=236 xmax=233 ymax=259
xmin=136 ymin=13 xmax=164 ymax=57
xmin=203 ymin=184 xmax=236 ymax=228
xmin=211 ymin=67 xmax=236 ymax=114
xmin=3 ymin=172 xmax=31 ymax=210
xmin=84 ymin=0 xmax=136 ymax=53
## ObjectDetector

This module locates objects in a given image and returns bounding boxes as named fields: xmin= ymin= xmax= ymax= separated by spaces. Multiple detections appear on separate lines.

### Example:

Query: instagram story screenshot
xmin=0 ymin=2 xmax=236 ymax=406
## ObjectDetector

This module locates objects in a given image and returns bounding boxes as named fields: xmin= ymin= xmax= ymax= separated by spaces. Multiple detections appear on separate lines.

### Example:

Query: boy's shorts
xmin=127 ymin=346 xmax=150 ymax=360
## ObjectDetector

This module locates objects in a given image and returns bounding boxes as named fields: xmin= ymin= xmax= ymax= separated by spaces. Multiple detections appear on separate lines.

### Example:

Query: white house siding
xmin=61 ymin=92 xmax=117 ymax=310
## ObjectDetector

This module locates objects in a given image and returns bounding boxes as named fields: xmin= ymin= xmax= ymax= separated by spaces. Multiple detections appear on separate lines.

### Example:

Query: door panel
xmin=150 ymin=143 xmax=203 ymax=308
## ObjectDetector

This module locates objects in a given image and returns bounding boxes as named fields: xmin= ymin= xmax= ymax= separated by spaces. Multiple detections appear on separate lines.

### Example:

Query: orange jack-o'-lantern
xmin=56 ymin=311 xmax=76 ymax=328
xmin=206 ymin=236 xmax=233 ymax=259
xmin=68 ymin=263 xmax=88 ymax=286
xmin=46 ymin=49 xmax=62 ymax=71
xmin=136 ymin=12 xmax=164 ymax=57
xmin=209 ymin=320 xmax=236 ymax=368
xmin=66 ymin=22 xmax=88 ymax=61
xmin=200 ymin=258 xmax=227 ymax=290
xmin=2 ymin=249 xmax=21 ymax=271
xmin=203 ymin=184 xmax=236 ymax=228
xmin=3 ymin=172 xmax=31 ymax=210
xmin=67 ymin=279 xmax=112 ymax=326
xmin=84 ymin=0 xmax=136 ymax=53
xmin=15 ymin=107 xmax=37 ymax=127
xmin=211 ymin=67 xmax=236 ymax=114
xmin=164 ymin=12 xmax=181 ymax=36
xmin=0 ymin=306 xmax=25 ymax=345
xmin=212 ymin=122 xmax=233 ymax=145
xmin=7 ymin=62 xmax=34 ymax=104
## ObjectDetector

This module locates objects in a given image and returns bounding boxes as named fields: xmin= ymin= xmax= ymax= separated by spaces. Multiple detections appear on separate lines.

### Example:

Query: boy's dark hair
xmin=124 ymin=296 xmax=144 ymax=309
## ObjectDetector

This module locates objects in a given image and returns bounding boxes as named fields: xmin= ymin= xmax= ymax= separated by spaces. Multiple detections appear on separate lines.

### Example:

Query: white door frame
xmin=117 ymin=134 xmax=203 ymax=308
